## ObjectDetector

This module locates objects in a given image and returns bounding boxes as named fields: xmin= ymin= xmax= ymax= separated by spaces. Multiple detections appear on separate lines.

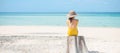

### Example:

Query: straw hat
xmin=67 ymin=10 xmax=77 ymax=18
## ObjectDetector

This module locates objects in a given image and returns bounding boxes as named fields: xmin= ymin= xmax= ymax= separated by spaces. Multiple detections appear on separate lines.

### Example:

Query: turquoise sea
xmin=0 ymin=12 xmax=120 ymax=27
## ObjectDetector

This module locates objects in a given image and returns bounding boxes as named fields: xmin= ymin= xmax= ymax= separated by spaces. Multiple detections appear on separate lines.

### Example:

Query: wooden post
xmin=67 ymin=36 xmax=78 ymax=53
xmin=78 ymin=36 xmax=88 ymax=53
xmin=67 ymin=36 xmax=88 ymax=53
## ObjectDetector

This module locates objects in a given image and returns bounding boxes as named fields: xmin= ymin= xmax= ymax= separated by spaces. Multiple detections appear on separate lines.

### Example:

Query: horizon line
xmin=0 ymin=12 xmax=120 ymax=13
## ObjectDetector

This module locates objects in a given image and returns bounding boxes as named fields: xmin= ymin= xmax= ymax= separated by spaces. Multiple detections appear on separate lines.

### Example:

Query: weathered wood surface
xmin=67 ymin=36 xmax=88 ymax=53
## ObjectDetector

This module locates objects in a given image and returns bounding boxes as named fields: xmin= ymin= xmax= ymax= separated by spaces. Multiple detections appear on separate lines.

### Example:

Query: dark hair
xmin=69 ymin=17 xmax=73 ymax=23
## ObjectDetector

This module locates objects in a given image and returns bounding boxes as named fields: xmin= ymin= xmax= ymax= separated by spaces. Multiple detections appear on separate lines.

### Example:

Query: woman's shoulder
xmin=66 ymin=20 xmax=70 ymax=23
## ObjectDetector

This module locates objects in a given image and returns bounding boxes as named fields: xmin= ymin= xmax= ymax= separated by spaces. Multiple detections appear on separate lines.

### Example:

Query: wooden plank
xmin=67 ymin=36 xmax=78 ymax=53
xmin=78 ymin=36 xmax=88 ymax=53
xmin=67 ymin=36 xmax=88 ymax=53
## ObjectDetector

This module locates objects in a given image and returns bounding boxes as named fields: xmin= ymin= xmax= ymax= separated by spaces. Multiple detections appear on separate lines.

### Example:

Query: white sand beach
xmin=0 ymin=26 xmax=120 ymax=53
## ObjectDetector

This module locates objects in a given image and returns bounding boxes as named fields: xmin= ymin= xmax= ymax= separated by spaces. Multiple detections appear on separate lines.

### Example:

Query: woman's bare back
xmin=67 ymin=19 xmax=78 ymax=28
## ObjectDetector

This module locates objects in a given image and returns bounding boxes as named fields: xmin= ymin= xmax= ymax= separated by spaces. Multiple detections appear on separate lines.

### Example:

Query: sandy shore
xmin=0 ymin=26 xmax=120 ymax=53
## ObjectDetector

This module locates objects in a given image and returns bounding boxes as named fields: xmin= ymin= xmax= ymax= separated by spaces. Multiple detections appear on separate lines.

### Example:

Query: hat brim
xmin=67 ymin=14 xmax=76 ymax=18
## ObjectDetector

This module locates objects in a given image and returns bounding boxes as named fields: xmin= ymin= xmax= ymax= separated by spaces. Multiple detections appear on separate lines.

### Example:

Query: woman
xmin=66 ymin=10 xmax=79 ymax=53
xmin=66 ymin=10 xmax=79 ymax=36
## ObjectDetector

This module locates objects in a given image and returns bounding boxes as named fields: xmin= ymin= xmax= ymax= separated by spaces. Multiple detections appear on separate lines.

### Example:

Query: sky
xmin=0 ymin=0 xmax=120 ymax=12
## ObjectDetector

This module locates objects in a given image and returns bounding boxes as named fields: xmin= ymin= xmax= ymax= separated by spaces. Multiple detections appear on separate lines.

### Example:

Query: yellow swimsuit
xmin=68 ymin=28 xmax=78 ymax=36
xmin=67 ymin=22 xmax=78 ymax=36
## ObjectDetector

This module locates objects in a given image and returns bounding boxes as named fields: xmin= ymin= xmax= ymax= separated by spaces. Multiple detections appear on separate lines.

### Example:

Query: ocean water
xmin=0 ymin=12 xmax=120 ymax=27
